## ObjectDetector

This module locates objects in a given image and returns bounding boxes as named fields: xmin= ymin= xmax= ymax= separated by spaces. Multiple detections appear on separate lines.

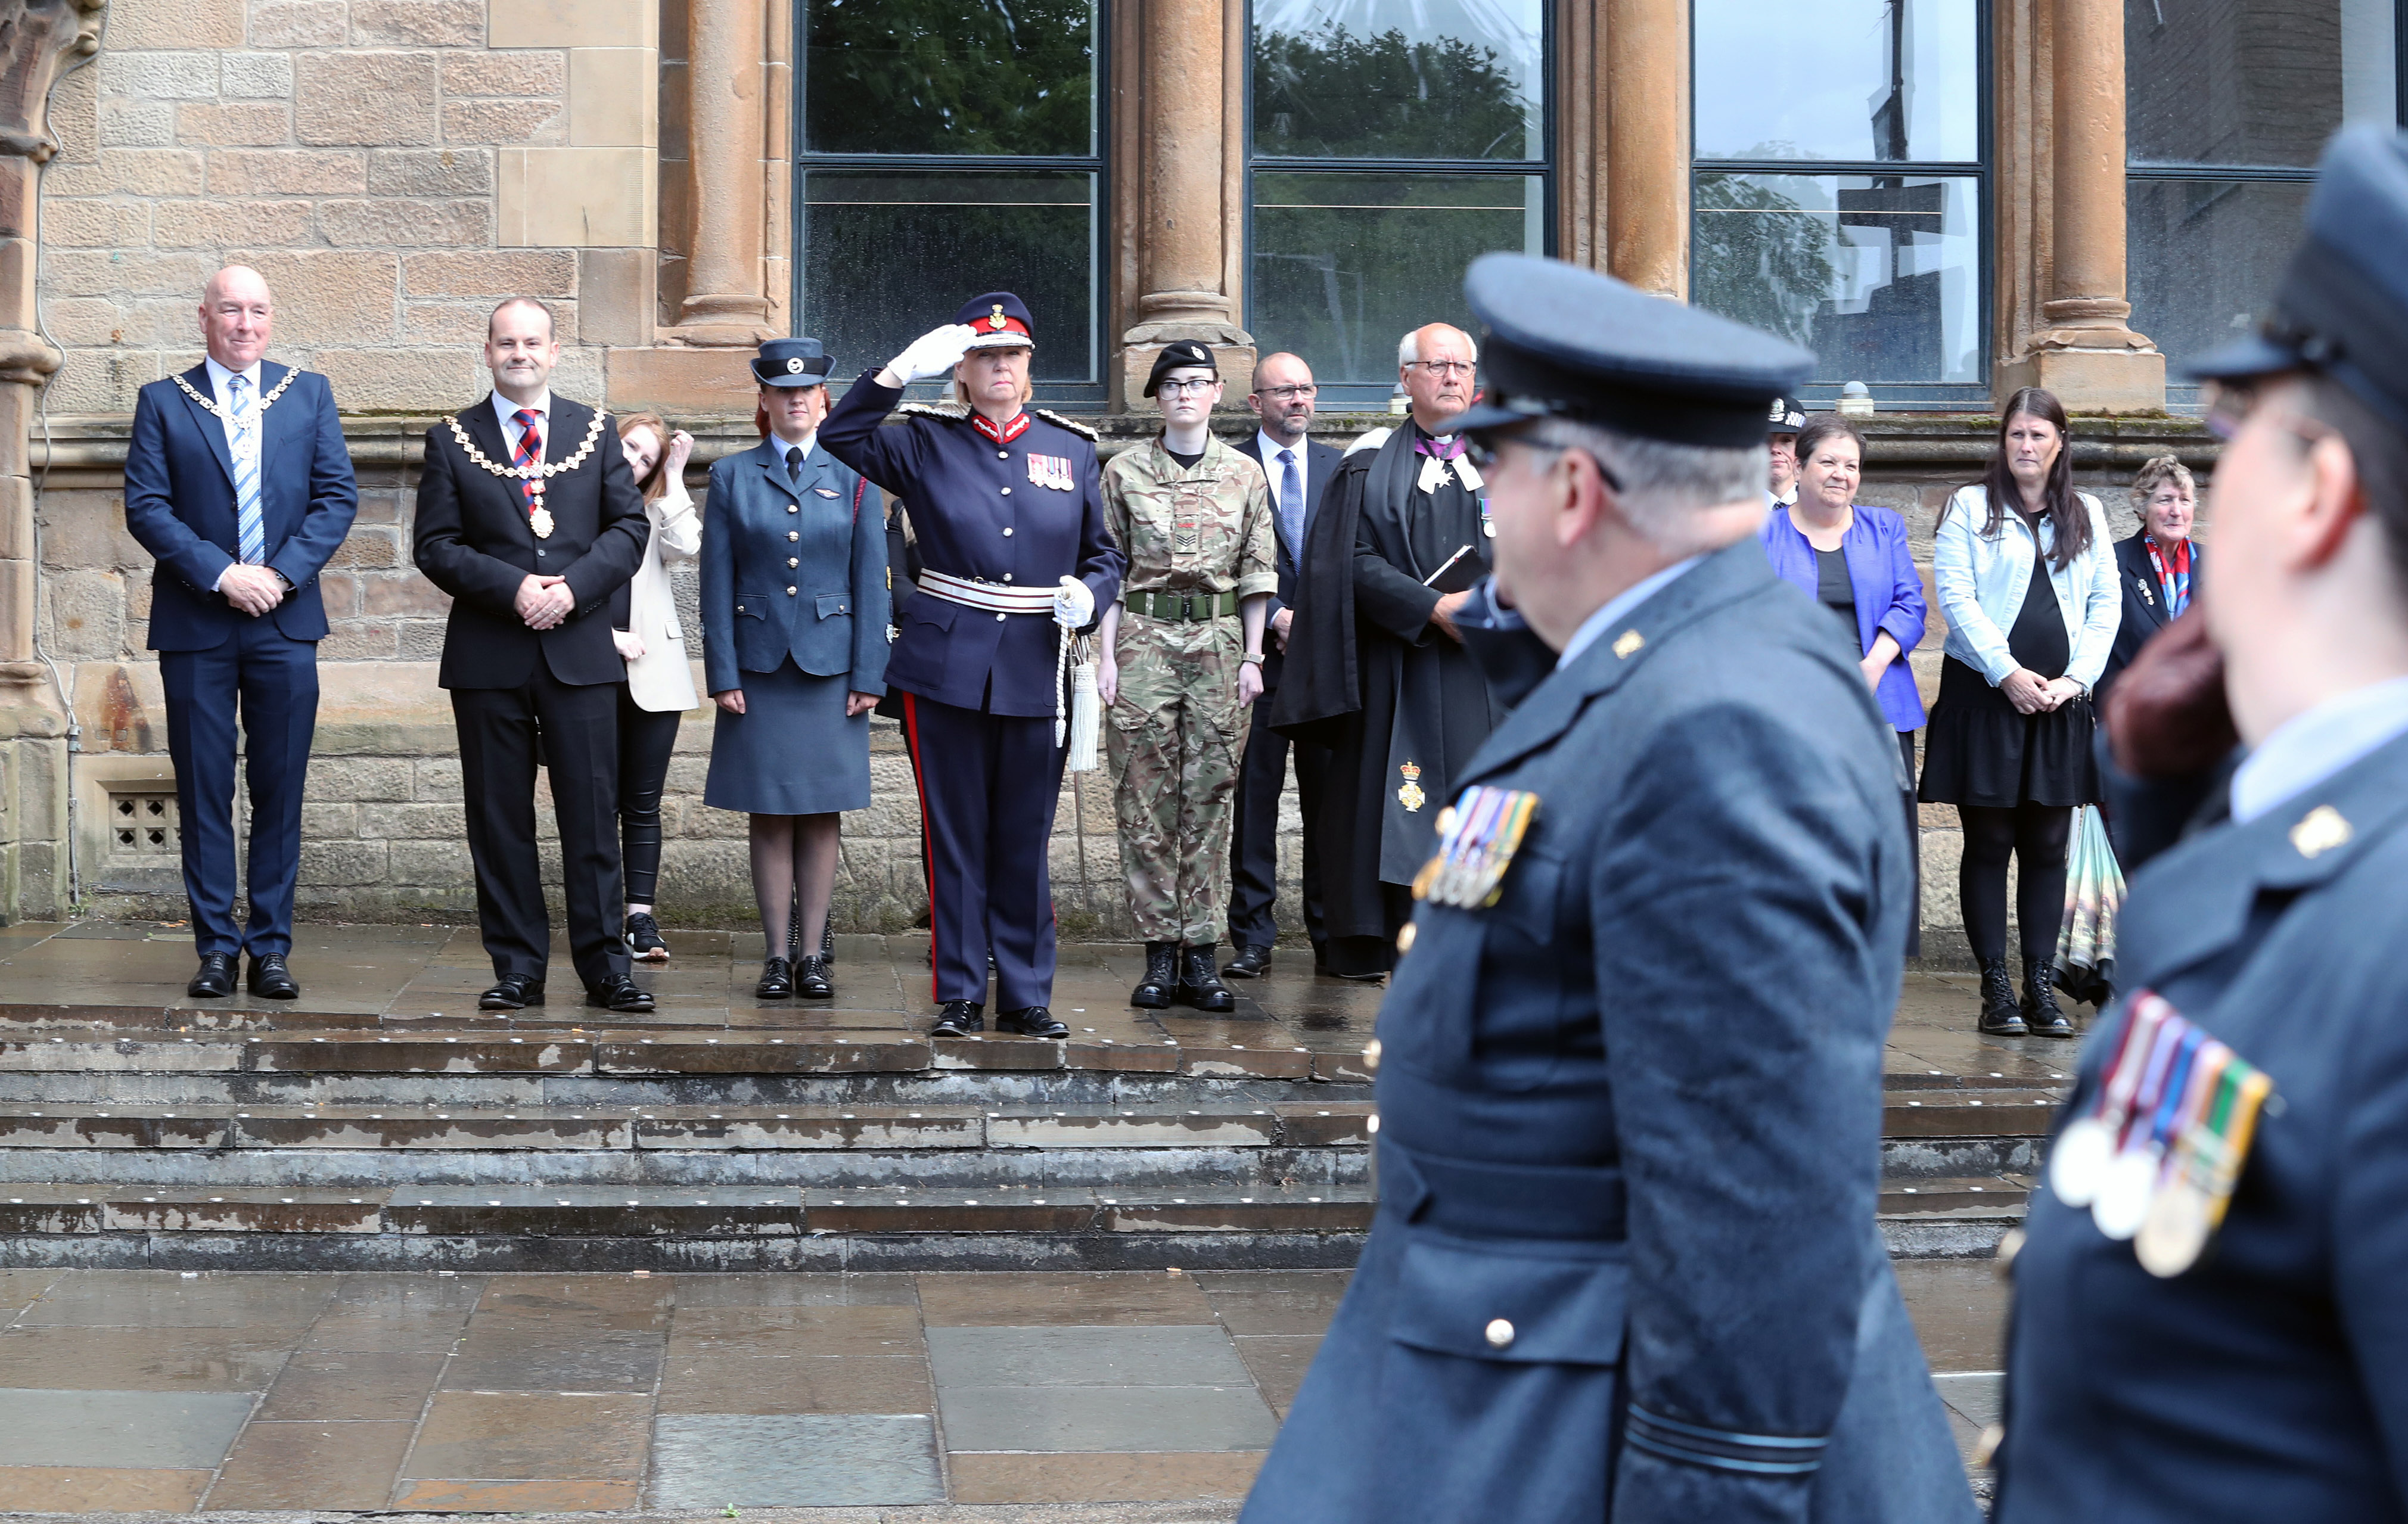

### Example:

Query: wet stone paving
xmin=0 ymin=1264 xmax=2003 ymax=1513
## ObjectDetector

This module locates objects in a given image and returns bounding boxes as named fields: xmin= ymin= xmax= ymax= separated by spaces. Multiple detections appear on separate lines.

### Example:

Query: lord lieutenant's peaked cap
xmin=751 ymin=336 xmax=832 ymax=387
xmin=2190 ymin=127 xmax=2408 ymax=436
xmin=956 ymin=291 xmax=1036 ymax=350
xmin=1451 ymin=253 xmax=1817 ymax=449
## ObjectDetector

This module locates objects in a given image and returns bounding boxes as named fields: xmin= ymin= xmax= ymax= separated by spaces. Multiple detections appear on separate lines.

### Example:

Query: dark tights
xmin=616 ymin=697 xmax=682 ymax=908
xmin=1958 ymin=803 xmax=2072 ymax=963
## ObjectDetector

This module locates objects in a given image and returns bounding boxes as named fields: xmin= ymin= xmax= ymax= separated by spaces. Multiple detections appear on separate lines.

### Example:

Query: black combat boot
xmin=2022 ymin=956 xmax=2074 ymax=1038
xmin=1132 ymin=942 xmax=1177 ymax=1009
xmin=1976 ymin=956 xmax=2027 ymax=1036
xmin=1176 ymin=945 xmax=1236 ymax=1012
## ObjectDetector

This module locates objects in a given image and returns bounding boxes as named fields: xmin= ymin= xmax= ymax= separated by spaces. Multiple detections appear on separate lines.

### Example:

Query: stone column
xmin=1120 ymin=0 xmax=1250 ymax=409
xmin=1603 ymin=0 xmax=1687 ymax=298
xmin=0 ymin=0 xmax=104 ymax=923
xmin=671 ymin=0 xmax=776 ymax=346
xmin=1993 ymin=0 xmax=2164 ymax=412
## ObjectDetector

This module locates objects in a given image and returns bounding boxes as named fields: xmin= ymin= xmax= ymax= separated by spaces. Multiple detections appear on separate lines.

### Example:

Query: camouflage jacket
xmin=1101 ymin=436 xmax=1278 ymax=601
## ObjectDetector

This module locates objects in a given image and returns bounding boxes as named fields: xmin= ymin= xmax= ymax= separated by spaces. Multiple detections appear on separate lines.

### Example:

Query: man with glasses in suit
xmin=1225 ymin=353 xmax=1342 ymax=978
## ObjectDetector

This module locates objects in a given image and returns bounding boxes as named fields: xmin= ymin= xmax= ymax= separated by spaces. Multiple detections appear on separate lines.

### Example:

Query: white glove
xmin=885 ymin=324 xmax=977 ymax=385
xmin=1054 ymin=576 xmax=1095 ymax=629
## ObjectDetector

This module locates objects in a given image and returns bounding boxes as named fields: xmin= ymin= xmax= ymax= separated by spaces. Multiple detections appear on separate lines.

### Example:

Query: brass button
xmin=995 ymin=612 xmax=1007 ymax=622
xmin=787 ymin=531 xmax=799 ymax=542
xmin=1002 ymin=573 xmax=1014 ymax=582
xmin=788 ymin=505 xmax=798 ymax=513
xmin=1002 ymin=527 xmax=1014 ymax=537
xmin=787 ymin=557 xmax=799 ymax=568
xmin=1001 ymin=486 xmax=1012 ymax=495
xmin=735 ymin=605 xmax=744 ymax=614
xmin=785 ymin=586 xmax=797 ymax=595
xmin=1484 ymin=1318 xmax=1514 ymax=1349
xmin=998 ymin=450 xmax=1009 ymax=459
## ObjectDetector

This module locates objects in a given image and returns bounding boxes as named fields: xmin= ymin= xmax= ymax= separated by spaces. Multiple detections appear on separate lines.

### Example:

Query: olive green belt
xmin=1125 ymin=590 xmax=1239 ymax=621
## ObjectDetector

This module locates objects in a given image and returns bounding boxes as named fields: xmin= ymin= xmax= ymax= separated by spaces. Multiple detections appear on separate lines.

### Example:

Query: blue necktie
xmin=1277 ymin=447 xmax=1304 ymax=561
xmin=229 ymin=374 xmax=263 ymax=565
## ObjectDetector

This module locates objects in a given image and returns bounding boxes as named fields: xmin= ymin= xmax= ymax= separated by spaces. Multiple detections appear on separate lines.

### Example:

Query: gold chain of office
xmin=443 ymin=409 xmax=608 ymax=483
xmin=171 ymin=368 xmax=302 ymax=418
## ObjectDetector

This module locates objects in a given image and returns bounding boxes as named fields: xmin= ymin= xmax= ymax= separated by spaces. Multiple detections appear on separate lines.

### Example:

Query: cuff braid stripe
xmin=1625 ymin=1406 xmax=1828 ymax=1476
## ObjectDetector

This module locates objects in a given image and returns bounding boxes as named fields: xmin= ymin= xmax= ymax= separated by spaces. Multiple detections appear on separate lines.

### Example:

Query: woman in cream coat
xmin=613 ymin=413 xmax=700 ymax=961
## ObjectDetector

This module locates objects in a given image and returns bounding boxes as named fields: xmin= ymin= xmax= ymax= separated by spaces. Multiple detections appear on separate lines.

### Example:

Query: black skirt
xmin=1920 ymin=537 xmax=2101 ymax=808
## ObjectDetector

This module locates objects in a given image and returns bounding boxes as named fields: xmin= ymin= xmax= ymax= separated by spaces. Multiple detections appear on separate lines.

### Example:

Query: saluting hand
xmin=880 ymin=324 xmax=978 ymax=388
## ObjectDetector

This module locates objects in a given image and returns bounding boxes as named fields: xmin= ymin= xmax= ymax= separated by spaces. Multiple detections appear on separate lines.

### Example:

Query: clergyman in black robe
xmin=1270 ymin=325 xmax=1503 ymax=978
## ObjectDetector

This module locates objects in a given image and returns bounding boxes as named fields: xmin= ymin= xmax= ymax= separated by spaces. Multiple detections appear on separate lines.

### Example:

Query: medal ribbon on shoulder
xmin=2046 ymin=990 xmax=2277 ymax=1277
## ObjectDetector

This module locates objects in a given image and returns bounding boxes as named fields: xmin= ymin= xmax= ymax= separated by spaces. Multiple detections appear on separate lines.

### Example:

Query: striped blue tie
xmin=229 ymin=373 xmax=263 ymax=565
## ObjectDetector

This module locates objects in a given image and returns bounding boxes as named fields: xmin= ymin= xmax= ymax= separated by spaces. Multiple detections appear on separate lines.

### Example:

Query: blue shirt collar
xmin=1555 ymin=555 xmax=1707 ymax=670
xmin=2230 ymin=674 xmax=2408 ymax=823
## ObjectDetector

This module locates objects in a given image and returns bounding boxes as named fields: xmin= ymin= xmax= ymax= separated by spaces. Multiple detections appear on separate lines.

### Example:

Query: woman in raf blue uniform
xmin=1242 ymin=254 xmax=1974 ymax=1524
xmin=700 ymin=338 xmax=888 ymax=1000
xmin=1996 ymin=127 xmax=2408 ymax=1524
xmin=818 ymin=292 xmax=1123 ymax=1040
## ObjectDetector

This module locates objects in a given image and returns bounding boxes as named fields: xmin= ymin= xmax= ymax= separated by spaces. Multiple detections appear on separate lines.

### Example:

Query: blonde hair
xmin=617 ymin=411 xmax=673 ymax=505
xmin=2130 ymin=454 xmax=2195 ymax=509
xmin=953 ymin=348 xmax=1033 ymax=408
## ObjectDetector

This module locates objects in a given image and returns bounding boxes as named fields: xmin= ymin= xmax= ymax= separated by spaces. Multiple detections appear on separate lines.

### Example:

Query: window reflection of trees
xmin=1252 ymin=25 xmax=1532 ymax=158
xmin=1692 ymin=173 xmax=1836 ymax=349
xmin=804 ymin=0 xmax=1098 ymax=156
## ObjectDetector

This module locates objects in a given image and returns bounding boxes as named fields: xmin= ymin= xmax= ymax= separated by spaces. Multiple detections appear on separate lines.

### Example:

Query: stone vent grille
xmin=107 ymin=789 xmax=176 ymax=858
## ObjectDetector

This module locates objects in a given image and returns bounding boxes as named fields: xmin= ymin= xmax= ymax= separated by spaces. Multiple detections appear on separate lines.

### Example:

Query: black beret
xmin=1143 ymin=340 xmax=1218 ymax=399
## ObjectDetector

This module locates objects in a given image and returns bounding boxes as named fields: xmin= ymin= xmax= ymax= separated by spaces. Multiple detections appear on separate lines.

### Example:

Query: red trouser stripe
xmin=899 ymin=691 xmax=940 ymax=1004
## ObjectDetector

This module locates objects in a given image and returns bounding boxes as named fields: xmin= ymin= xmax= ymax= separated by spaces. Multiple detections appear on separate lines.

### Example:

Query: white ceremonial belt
xmin=918 ymin=570 xmax=1056 ymax=614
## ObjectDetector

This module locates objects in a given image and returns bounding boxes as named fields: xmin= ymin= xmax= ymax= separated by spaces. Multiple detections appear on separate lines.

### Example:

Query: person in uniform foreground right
xmin=1241 ymin=254 xmax=1974 ymax=1524
xmin=1996 ymin=126 xmax=2408 ymax=1524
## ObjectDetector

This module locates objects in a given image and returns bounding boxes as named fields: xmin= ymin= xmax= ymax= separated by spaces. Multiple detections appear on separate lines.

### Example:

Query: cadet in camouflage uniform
xmin=1098 ymin=341 xmax=1278 ymax=1012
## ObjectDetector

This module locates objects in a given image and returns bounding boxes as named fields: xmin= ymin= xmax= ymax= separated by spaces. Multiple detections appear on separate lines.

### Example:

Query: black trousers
xmin=615 ymin=692 xmax=682 ymax=907
xmin=452 ymin=664 xmax=629 ymax=989
xmin=1227 ymin=690 xmax=1328 ymax=952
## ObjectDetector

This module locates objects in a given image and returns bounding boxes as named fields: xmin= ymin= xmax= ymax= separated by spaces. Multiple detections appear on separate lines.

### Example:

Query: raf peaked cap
xmin=2191 ymin=127 xmax=2408 ymax=434
xmin=1452 ymin=253 xmax=1817 ymax=449
xmin=1143 ymin=339 xmax=1218 ymax=399
xmin=956 ymin=291 xmax=1036 ymax=350
xmin=752 ymin=336 xmax=832 ymax=387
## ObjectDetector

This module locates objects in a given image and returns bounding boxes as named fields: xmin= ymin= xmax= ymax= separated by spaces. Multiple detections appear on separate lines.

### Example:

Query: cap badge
xmin=786 ymin=356 xmax=805 ymax=374
xmin=990 ymin=304 xmax=1008 ymax=331
xmin=1396 ymin=761 xmax=1425 ymax=814
xmin=2289 ymin=804 xmax=2351 ymax=859
xmin=1612 ymin=629 xmax=1645 ymax=659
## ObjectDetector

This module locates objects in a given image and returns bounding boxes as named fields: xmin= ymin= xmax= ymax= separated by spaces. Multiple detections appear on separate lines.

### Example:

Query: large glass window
xmin=1691 ymin=0 xmax=1987 ymax=406
xmin=2126 ymin=1 xmax=2403 ymax=399
xmin=796 ymin=0 xmax=1104 ymax=399
xmin=1246 ymin=0 xmax=1552 ymax=404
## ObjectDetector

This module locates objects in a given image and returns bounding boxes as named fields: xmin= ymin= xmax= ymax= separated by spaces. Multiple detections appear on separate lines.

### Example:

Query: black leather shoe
xmin=2023 ymin=956 xmax=2075 ymax=1039
xmin=1975 ymin=956 xmax=2026 ymax=1037
xmin=1131 ymin=942 xmax=1177 ymax=1009
xmin=932 ymin=1000 xmax=984 ymax=1037
xmin=479 ymin=974 xmax=545 ymax=1011
xmin=246 ymin=953 xmax=299 ymax=1000
xmin=794 ymin=954 xmax=834 ymax=1000
xmin=1224 ymin=944 xmax=1273 ymax=979
xmin=756 ymin=957 xmax=793 ymax=999
xmin=1176 ymin=946 xmax=1235 ymax=1013
xmin=187 ymin=953 xmax=235 ymax=999
xmin=586 ymin=974 xmax=655 ymax=1013
xmin=625 ymin=912 xmax=669 ymax=962
xmin=997 ymin=1005 xmax=1068 ymax=1038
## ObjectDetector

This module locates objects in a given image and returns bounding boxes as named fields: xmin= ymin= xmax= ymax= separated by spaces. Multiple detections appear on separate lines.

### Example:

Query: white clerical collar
xmin=204 ymin=355 xmax=263 ymax=397
xmin=2229 ymin=674 xmax=2408 ymax=823
xmin=492 ymin=390 xmax=552 ymax=432
xmin=1555 ymin=555 xmax=1707 ymax=670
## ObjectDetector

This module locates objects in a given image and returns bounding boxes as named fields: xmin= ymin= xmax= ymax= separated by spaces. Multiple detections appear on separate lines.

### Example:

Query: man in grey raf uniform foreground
xmin=1240 ymin=254 xmax=1975 ymax=1524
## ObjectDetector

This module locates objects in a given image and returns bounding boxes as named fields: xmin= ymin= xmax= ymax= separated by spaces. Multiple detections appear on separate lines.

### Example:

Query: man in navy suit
xmin=1224 ymin=352 xmax=1341 ymax=976
xmin=123 ymin=266 xmax=358 ymax=1000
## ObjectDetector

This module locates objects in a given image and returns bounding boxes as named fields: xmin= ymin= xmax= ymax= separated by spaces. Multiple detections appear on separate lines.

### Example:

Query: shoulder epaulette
xmin=1034 ymin=408 xmax=1099 ymax=441
xmin=898 ymin=402 xmax=970 ymax=422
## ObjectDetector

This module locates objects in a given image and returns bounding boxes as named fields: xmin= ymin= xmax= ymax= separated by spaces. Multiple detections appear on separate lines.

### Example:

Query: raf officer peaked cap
xmin=1143 ymin=339 xmax=1218 ymax=398
xmin=956 ymin=291 xmax=1036 ymax=350
xmin=753 ymin=335 xmax=832 ymax=387
xmin=1452 ymin=253 xmax=1817 ymax=449
xmin=2190 ymin=127 xmax=2408 ymax=436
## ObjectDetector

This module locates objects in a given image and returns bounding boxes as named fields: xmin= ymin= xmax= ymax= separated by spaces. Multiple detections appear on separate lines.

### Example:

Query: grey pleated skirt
xmin=702 ymin=657 xmax=872 ymax=816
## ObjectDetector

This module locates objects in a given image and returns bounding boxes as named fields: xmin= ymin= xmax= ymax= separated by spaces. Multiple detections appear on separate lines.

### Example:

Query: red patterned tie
xmin=512 ymin=408 xmax=542 ymax=510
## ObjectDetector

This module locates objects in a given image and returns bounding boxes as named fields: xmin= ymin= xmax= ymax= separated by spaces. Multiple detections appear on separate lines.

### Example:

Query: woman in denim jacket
xmin=1919 ymin=388 xmax=2120 ymax=1038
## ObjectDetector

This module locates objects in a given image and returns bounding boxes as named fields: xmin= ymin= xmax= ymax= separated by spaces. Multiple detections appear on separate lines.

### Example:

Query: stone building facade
xmin=0 ymin=0 xmax=2347 ymax=957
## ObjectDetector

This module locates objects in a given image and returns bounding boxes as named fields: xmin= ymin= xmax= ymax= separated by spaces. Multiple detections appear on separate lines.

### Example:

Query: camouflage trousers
xmin=1107 ymin=615 xmax=1253 ymax=944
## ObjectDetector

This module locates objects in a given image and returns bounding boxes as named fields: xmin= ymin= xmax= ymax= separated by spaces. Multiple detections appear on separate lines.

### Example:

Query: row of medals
xmin=2047 ymin=990 xmax=2275 ymax=1278
xmin=1412 ymin=786 xmax=1540 ymax=911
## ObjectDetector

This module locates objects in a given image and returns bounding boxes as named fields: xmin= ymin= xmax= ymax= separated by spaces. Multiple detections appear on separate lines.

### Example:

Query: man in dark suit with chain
xmin=412 ymin=297 xmax=654 ymax=1013
xmin=1225 ymin=352 xmax=1341 ymax=976
xmin=124 ymin=265 xmax=358 ymax=1000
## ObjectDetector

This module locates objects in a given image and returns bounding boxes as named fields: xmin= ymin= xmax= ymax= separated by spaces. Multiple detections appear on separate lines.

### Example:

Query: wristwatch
xmin=1240 ymin=652 xmax=1265 ymax=665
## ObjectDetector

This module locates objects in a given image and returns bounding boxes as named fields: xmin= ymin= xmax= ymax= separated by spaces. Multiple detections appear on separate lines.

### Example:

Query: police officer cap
xmin=2190 ymin=127 xmax=2408 ymax=434
xmin=1767 ymin=396 xmax=1807 ymax=435
xmin=955 ymin=291 xmax=1036 ymax=350
xmin=751 ymin=336 xmax=831 ymax=387
xmin=1143 ymin=340 xmax=1217 ymax=399
xmin=1452 ymin=253 xmax=1817 ymax=449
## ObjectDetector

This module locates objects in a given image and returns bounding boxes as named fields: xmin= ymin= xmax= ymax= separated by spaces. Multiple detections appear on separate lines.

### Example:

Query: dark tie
xmin=1276 ymin=447 xmax=1304 ymax=560
xmin=786 ymin=446 xmax=804 ymax=483
xmin=511 ymin=408 xmax=542 ymax=509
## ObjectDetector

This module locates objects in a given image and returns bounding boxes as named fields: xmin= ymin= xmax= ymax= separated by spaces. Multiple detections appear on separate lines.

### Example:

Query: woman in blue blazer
xmin=701 ymin=338 xmax=890 ymax=1000
xmin=1760 ymin=415 xmax=1929 ymax=950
